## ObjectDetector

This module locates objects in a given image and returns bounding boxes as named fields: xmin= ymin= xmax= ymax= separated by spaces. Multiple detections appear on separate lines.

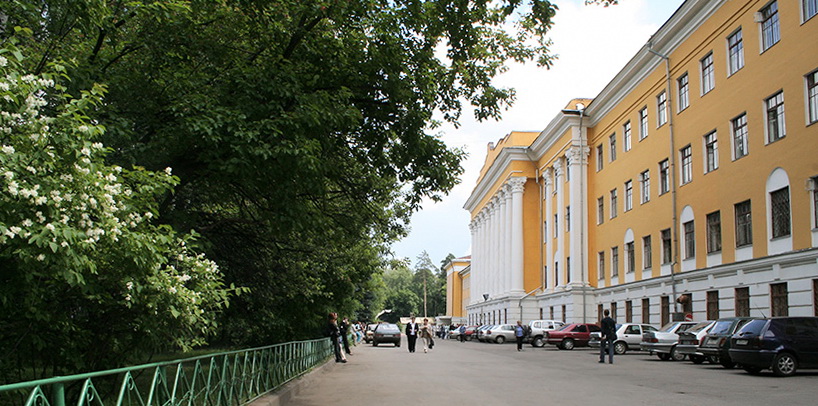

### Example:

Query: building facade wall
xmin=455 ymin=0 xmax=818 ymax=326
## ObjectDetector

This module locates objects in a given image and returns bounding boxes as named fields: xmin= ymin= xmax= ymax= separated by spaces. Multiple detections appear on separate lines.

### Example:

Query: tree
xmin=0 ymin=46 xmax=238 ymax=383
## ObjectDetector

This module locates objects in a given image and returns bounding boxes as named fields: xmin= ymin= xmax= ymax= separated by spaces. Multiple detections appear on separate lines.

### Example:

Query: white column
xmin=491 ymin=197 xmax=500 ymax=297
xmin=568 ymin=146 xmax=590 ymax=286
xmin=498 ymin=188 xmax=509 ymax=296
xmin=509 ymin=177 xmax=526 ymax=294
xmin=555 ymin=160 xmax=565 ymax=287
xmin=503 ymin=185 xmax=513 ymax=296
xmin=543 ymin=169 xmax=554 ymax=291
xmin=477 ymin=212 xmax=486 ymax=303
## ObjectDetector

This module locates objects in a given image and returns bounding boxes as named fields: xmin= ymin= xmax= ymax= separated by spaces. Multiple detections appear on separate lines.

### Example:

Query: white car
xmin=589 ymin=323 xmax=659 ymax=355
xmin=482 ymin=324 xmax=519 ymax=344
xmin=641 ymin=321 xmax=698 ymax=361
xmin=528 ymin=320 xmax=565 ymax=347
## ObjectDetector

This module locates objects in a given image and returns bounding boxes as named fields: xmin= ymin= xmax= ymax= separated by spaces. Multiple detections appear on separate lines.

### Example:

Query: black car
xmin=372 ymin=323 xmax=401 ymax=347
xmin=698 ymin=317 xmax=755 ymax=368
xmin=729 ymin=317 xmax=818 ymax=376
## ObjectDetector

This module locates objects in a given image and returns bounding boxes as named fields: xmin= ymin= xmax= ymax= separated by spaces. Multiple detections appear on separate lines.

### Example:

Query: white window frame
xmin=623 ymin=121 xmax=632 ymax=152
xmin=805 ymin=0 xmax=818 ymax=23
xmin=806 ymin=69 xmax=818 ymax=125
xmin=610 ymin=189 xmax=618 ymax=219
xmin=680 ymin=145 xmax=693 ymax=185
xmin=642 ymin=235 xmax=652 ymax=270
xmin=657 ymin=91 xmax=668 ymax=127
xmin=704 ymin=131 xmax=719 ymax=173
xmin=625 ymin=180 xmax=633 ymax=212
xmin=659 ymin=159 xmax=670 ymax=195
xmin=596 ymin=144 xmax=604 ymax=171
xmin=701 ymin=52 xmax=715 ymax=95
xmin=609 ymin=133 xmax=617 ymax=162
xmin=678 ymin=73 xmax=689 ymax=111
xmin=639 ymin=107 xmax=649 ymax=140
xmin=765 ymin=91 xmax=786 ymax=143
xmin=727 ymin=28 xmax=744 ymax=76
xmin=731 ymin=113 xmax=749 ymax=160
xmin=760 ymin=1 xmax=780 ymax=52
xmin=640 ymin=170 xmax=650 ymax=204
xmin=597 ymin=197 xmax=604 ymax=225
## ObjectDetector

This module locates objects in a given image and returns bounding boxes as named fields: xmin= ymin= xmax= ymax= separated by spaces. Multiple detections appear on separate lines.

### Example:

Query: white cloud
xmin=392 ymin=0 xmax=684 ymax=265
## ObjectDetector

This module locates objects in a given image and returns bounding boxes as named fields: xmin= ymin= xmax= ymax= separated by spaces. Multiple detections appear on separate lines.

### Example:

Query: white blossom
xmin=2 ymin=145 xmax=14 ymax=154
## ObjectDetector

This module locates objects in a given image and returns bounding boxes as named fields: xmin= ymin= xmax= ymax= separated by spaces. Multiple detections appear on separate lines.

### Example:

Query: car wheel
xmin=690 ymin=355 xmax=705 ymax=364
xmin=614 ymin=341 xmax=627 ymax=355
xmin=395 ymin=343 xmax=400 ymax=347
xmin=719 ymin=356 xmax=736 ymax=369
xmin=495 ymin=336 xmax=506 ymax=344
xmin=373 ymin=341 xmax=378 ymax=347
xmin=670 ymin=346 xmax=686 ymax=361
xmin=771 ymin=353 xmax=797 ymax=377
xmin=743 ymin=366 xmax=763 ymax=375
xmin=561 ymin=338 xmax=575 ymax=350
xmin=531 ymin=336 xmax=544 ymax=348
xmin=707 ymin=356 xmax=719 ymax=364
xmin=658 ymin=353 xmax=671 ymax=361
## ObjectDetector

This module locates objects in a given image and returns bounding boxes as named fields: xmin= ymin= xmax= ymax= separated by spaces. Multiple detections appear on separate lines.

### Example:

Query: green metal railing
xmin=0 ymin=338 xmax=332 ymax=406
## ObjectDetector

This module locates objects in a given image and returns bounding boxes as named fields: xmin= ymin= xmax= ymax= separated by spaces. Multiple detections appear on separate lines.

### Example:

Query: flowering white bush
xmin=0 ymin=45 xmax=240 ymax=370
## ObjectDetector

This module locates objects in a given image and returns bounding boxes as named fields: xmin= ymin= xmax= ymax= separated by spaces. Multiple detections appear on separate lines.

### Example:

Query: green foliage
xmin=0 ymin=46 xmax=239 ymax=383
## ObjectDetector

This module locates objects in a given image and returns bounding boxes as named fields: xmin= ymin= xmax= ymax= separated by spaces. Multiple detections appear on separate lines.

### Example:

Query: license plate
xmin=736 ymin=339 xmax=748 ymax=345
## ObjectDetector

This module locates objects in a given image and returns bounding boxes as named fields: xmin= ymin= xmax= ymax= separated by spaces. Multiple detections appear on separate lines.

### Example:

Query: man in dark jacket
xmin=339 ymin=317 xmax=352 ymax=355
xmin=405 ymin=316 xmax=419 ymax=353
xmin=599 ymin=309 xmax=617 ymax=364
xmin=327 ymin=313 xmax=346 ymax=363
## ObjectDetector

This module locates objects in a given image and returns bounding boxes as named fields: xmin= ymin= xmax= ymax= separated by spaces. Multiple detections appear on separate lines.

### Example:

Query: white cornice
xmin=527 ymin=113 xmax=581 ymax=161
xmin=463 ymin=147 xmax=530 ymax=212
xmin=585 ymin=0 xmax=726 ymax=126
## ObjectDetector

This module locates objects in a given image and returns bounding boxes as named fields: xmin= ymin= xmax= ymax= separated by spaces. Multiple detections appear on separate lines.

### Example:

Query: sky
xmin=391 ymin=0 xmax=687 ymax=268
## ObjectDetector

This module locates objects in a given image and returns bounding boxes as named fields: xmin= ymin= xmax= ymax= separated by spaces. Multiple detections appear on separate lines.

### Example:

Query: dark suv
xmin=729 ymin=317 xmax=818 ymax=376
xmin=698 ymin=317 xmax=755 ymax=368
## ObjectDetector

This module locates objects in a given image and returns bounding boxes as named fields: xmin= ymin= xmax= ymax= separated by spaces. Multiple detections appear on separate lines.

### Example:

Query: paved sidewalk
xmin=269 ymin=336 xmax=818 ymax=406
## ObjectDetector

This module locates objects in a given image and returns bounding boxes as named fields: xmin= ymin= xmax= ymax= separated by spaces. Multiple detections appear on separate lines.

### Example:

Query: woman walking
xmin=420 ymin=318 xmax=434 ymax=353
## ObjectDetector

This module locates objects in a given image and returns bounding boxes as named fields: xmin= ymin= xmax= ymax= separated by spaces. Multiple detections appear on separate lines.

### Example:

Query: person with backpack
xmin=599 ymin=309 xmax=617 ymax=364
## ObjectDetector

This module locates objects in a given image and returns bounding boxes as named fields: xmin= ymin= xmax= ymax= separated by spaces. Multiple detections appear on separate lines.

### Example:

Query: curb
xmin=248 ymin=359 xmax=337 ymax=406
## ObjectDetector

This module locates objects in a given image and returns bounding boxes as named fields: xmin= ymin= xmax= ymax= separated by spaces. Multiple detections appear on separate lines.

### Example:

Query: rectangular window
xmin=766 ymin=91 xmax=786 ymax=143
xmin=684 ymin=220 xmax=695 ymax=259
xmin=707 ymin=211 xmax=722 ymax=253
xmin=707 ymin=291 xmax=720 ymax=320
xmin=553 ymin=214 xmax=558 ymax=238
xmin=701 ymin=52 xmax=715 ymax=94
xmin=661 ymin=228 xmax=672 ymax=264
xmin=659 ymin=159 xmax=670 ymax=195
xmin=814 ymin=279 xmax=818 ymax=316
xmin=566 ymin=257 xmax=571 ymax=283
xmin=771 ymin=282 xmax=788 ymax=317
xmin=643 ymin=235 xmax=652 ymax=270
xmin=807 ymin=0 xmax=818 ymax=21
xmin=657 ymin=91 xmax=668 ymax=126
xmin=813 ymin=177 xmax=818 ymax=228
xmin=626 ymin=242 xmax=635 ymax=273
xmin=640 ymin=170 xmax=650 ymax=204
xmin=704 ymin=131 xmax=719 ymax=173
xmin=561 ymin=305 xmax=566 ymax=323
xmin=598 ymin=304 xmax=603 ymax=322
xmin=598 ymin=251 xmax=605 ymax=280
xmin=807 ymin=70 xmax=818 ymax=124
xmin=597 ymin=197 xmax=604 ymax=225
xmin=735 ymin=287 xmax=750 ymax=317
xmin=596 ymin=144 xmax=604 ymax=171
xmin=735 ymin=200 xmax=753 ymax=247
xmin=609 ymin=134 xmax=617 ymax=161
xmin=611 ymin=246 xmax=619 ymax=278
xmin=565 ymin=206 xmax=570 ymax=232
xmin=661 ymin=296 xmax=670 ymax=326
xmin=550 ymin=306 xmax=555 ymax=320
xmin=761 ymin=2 xmax=780 ymax=52
xmin=624 ymin=180 xmax=633 ymax=212
xmin=727 ymin=29 xmax=744 ymax=75
xmin=732 ymin=113 xmax=749 ymax=159
xmin=623 ymin=121 xmax=632 ymax=152
xmin=681 ymin=145 xmax=693 ymax=184
xmin=678 ymin=73 xmax=689 ymax=111
xmin=770 ymin=187 xmax=791 ymax=238
xmin=610 ymin=189 xmax=618 ymax=218
xmin=642 ymin=298 xmax=651 ymax=324
xmin=611 ymin=302 xmax=617 ymax=320
xmin=626 ymin=300 xmax=633 ymax=323
xmin=639 ymin=107 xmax=649 ymax=140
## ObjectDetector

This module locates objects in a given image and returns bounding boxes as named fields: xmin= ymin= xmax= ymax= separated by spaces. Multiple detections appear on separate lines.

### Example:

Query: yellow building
xmin=453 ymin=0 xmax=818 ymax=326
xmin=444 ymin=255 xmax=471 ymax=323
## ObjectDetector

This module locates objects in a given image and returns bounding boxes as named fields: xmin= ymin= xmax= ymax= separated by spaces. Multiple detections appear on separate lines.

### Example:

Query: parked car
xmin=698 ymin=317 xmax=756 ymax=368
xmin=477 ymin=325 xmax=496 ymax=342
xmin=528 ymin=320 xmax=565 ymax=347
xmin=589 ymin=323 xmax=659 ymax=355
xmin=675 ymin=320 xmax=715 ymax=363
xmin=364 ymin=323 xmax=378 ymax=343
xmin=640 ymin=321 xmax=698 ymax=361
xmin=372 ymin=323 xmax=401 ymax=347
xmin=483 ymin=324 xmax=518 ymax=344
xmin=447 ymin=327 xmax=461 ymax=339
xmin=545 ymin=323 xmax=602 ymax=350
xmin=463 ymin=325 xmax=479 ymax=341
xmin=730 ymin=317 xmax=818 ymax=376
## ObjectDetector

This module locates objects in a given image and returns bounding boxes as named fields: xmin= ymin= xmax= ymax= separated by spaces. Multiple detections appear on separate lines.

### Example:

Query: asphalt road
xmin=285 ymin=336 xmax=818 ymax=406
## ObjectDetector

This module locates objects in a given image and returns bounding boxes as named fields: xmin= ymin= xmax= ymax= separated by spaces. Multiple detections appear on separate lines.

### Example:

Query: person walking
xmin=406 ymin=316 xmax=419 ymax=353
xmin=327 ymin=313 xmax=347 ymax=363
xmin=420 ymin=318 xmax=434 ymax=353
xmin=599 ymin=309 xmax=617 ymax=364
xmin=339 ymin=317 xmax=352 ymax=355
xmin=458 ymin=324 xmax=466 ymax=343
xmin=514 ymin=321 xmax=526 ymax=351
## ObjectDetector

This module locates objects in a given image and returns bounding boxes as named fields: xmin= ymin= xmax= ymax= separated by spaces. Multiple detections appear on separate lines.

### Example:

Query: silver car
xmin=675 ymin=320 xmax=716 ymax=363
xmin=482 ymin=324 xmax=518 ymax=344
xmin=640 ymin=321 xmax=698 ymax=361
xmin=589 ymin=323 xmax=659 ymax=355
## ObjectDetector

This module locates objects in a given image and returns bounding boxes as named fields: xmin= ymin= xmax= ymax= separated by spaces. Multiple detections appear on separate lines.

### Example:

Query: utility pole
xmin=423 ymin=270 xmax=428 ymax=318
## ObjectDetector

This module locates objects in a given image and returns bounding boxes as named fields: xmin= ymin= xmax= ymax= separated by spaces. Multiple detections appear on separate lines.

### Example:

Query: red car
xmin=463 ymin=325 xmax=479 ymax=341
xmin=546 ymin=323 xmax=602 ymax=350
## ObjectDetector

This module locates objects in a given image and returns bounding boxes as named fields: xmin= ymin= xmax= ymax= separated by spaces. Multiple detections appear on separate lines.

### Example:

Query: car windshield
xmin=736 ymin=319 xmax=767 ymax=336
xmin=688 ymin=321 xmax=713 ymax=333
xmin=709 ymin=320 xmax=734 ymax=335
xmin=659 ymin=322 xmax=679 ymax=332
xmin=377 ymin=324 xmax=399 ymax=333
xmin=557 ymin=324 xmax=573 ymax=332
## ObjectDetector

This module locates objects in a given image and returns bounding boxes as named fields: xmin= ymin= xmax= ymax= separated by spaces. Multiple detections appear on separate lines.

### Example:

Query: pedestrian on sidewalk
xmin=420 ymin=318 xmax=434 ymax=353
xmin=340 ymin=317 xmax=352 ymax=355
xmin=458 ymin=324 xmax=466 ymax=343
xmin=515 ymin=321 xmax=525 ymax=351
xmin=406 ymin=316 xmax=419 ymax=353
xmin=327 ymin=313 xmax=347 ymax=363
xmin=599 ymin=309 xmax=616 ymax=364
